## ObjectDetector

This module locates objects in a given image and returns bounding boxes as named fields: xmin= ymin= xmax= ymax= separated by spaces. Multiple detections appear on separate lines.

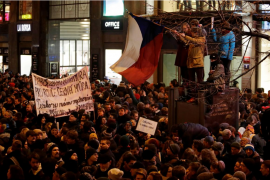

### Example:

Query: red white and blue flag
xmin=110 ymin=14 xmax=164 ymax=86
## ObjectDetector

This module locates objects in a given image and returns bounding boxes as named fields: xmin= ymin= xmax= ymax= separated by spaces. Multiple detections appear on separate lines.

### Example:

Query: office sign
xmin=17 ymin=24 xmax=31 ymax=32
xmin=101 ymin=20 xmax=123 ymax=30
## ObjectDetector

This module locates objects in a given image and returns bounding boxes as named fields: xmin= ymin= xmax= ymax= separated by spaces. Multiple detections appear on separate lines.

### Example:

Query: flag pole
xmin=125 ymin=9 xmax=176 ymax=32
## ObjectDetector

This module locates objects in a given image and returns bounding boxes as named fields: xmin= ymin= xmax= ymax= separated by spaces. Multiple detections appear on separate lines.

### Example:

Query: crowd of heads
xmin=0 ymin=71 xmax=269 ymax=180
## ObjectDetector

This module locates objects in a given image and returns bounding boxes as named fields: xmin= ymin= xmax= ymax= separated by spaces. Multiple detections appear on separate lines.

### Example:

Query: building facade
xmin=0 ymin=1 xmax=269 ymax=92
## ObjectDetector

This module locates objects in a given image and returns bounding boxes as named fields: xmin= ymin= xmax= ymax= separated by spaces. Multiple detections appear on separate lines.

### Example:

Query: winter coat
xmin=175 ymin=32 xmax=192 ymax=67
xmin=211 ymin=29 xmax=235 ymax=60
xmin=183 ymin=36 xmax=205 ymax=68
xmin=251 ymin=134 xmax=266 ymax=157
xmin=177 ymin=123 xmax=209 ymax=149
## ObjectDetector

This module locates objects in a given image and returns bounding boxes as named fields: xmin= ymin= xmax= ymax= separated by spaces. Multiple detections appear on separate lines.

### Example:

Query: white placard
xmin=136 ymin=117 xmax=158 ymax=135
xmin=32 ymin=66 xmax=94 ymax=117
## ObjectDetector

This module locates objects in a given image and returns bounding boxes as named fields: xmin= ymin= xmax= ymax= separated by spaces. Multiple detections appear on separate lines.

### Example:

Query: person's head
xmin=186 ymin=162 xmax=201 ymax=180
xmin=203 ymin=136 xmax=214 ymax=148
xmin=147 ymin=172 xmax=163 ymax=180
xmin=12 ymin=140 xmax=22 ymax=152
xmin=130 ymin=110 xmax=139 ymax=121
xmin=7 ymin=165 xmax=24 ymax=180
xmin=81 ymin=114 xmax=90 ymax=121
xmin=222 ymin=129 xmax=232 ymax=140
xmin=26 ymin=104 xmax=33 ymax=112
xmin=26 ymin=130 xmax=36 ymax=145
xmin=234 ymin=159 xmax=243 ymax=172
xmin=160 ymin=163 xmax=173 ymax=178
xmin=51 ymin=124 xmax=58 ymax=137
xmin=86 ymin=148 xmax=98 ymax=163
xmin=104 ymin=103 xmax=111 ymax=112
xmin=69 ymin=112 xmax=78 ymax=122
xmin=211 ymin=142 xmax=224 ymax=157
xmin=181 ymin=22 xmax=190 ymax=33
xmin=172 ymin=165 xmax=186 ymax=180
xmin=210 ymin=161 xmax=225 ymax=174
xmin=100 ymin=138 xmax=111 ymax=150
xmin=109 ymin=99 xmax=115 ymax=107
xmin=118 ymin=107 xmax=126 ymax=116
xmin=241 ymin=158 xmax=255 ymax=175
xmin=247 ymin=102 xmax=256 ymax=111
xmin=51 ymin=145 xmax=60 ymax=159
xmin=65 ymin=150 xmax=78 ymax=161
xmin=60 ymin=172 xmax=77 ymax=180
xmin=221 ymin=21 xmax=230 ymax=34
xmin=53 ymin=167 xmax=67 ymax=180
xmin=240 ymin=137 xmax=251 ymax=148
xmin=29 ymin=152 xmax=41 ymax=170
xmin=66 ymin=130 xmax=78 ymax=145
xmin=231 ymin=142 xmax=241 ymax=155
xmin=98 ymin=108 xmax=105 ymax=117
xmin=192 ymin=139 xmax=204 ymax=155
xmin=108 ymin=168 xmax=124 ymax=180
xmin=166 ymin=143 xmax=180 ymax=156
xmin=151 ymin=104 xmax=159 ymax=112
xmin=99 ymin=154 xmax=112 ymax=172
xmin=125 ymin=121 xmax=132 ymax=131
xmin=190 ymin=19 xmax=199 ymax=28
xmin=243 ymin=144 xmax=255 ymax=157
xmin=123 ymin=154 xmax=137 ymax=171
xmin=6 ymin=97 xmax=13 ymax=104
xmin=261 ymin=160 xmax=270 ymax=177
xmin=135 ymin=168 xmax=147 ymax=180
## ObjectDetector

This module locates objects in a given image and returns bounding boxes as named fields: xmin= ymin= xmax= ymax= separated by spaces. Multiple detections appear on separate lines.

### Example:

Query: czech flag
xmin=110 ymin=14 xmax=164 ymax=86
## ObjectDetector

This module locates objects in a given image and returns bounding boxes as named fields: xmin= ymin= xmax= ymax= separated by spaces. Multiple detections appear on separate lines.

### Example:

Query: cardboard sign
xmin=136 ymin=117 xmax=158 ymax=135
xmin=32 ymin=66 xmax=94 ymax=117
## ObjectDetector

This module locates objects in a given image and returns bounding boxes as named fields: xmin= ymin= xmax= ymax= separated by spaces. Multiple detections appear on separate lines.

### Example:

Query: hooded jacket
xmin=211 ymin=29 xmax=235 ymax=60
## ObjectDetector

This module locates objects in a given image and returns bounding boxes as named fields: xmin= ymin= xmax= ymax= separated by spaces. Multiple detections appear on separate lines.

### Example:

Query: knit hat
xmin=142 ymin=150 xmax=156 ymax=160
xmin=219 ymin=123 xmax=229 ymax=130
xmin=98 ymin=154 xmax=112 ymax=164
xmin=47 ymin=142 xmax=57 ymax=153
xmin=145 ymin=138 xmax=160 ymax=149
xmin=108 ymin=168 xmax=124 ymax=180
xmin=242 ymin=158 xmax=255 ymax=172
xmin=79 ymin=172 xmax=94 ymax=180
xmin=246 ymin=125 xmax=254 ymax=134
xmin=169 ymin=143 xmax=180 ymax=155
xmin=120 ymin=135 xmax=130 ymax=147
xmin=218 ymin=161 xmax=225 ymax=172
xmin=101 ymin=130 xmax=112 ymax=138
xmin=197 ymin=172 xmax=214 ymax=180
xmin=89 ymin=133 xmax=98 ymax=140
xmin=88 ymin=139 xmax=99 ymax=150
xmin=126 ymin=121 xmax=132 ymax=126
xmin=65 ymin=150 xmax=75 ymax=161
xmin=134 ymin=94 xmax=140 ymax=100
xmin=86 ymin=148 xmax=97 ymax=160
xmin=243 ymin=144 xmax=255 ymax=152
xmin=231 ymin=142 xmax=241 ymax=150
xmin=233 ymin=171 xmax=246 ymax=180
xmin=212 ymin=142 xmax=224 ymax=155
xmin=204 ymin=136 xmax=214 ymax=144
xmin=222 ymin=129 xmax=232 ymax=137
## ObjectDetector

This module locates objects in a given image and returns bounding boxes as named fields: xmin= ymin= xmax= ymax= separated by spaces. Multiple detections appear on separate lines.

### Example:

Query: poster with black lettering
xmin=136 ymin=117 xmax=158 ymax=135
xmin=32 ymin=66 xmax=94 ymax=117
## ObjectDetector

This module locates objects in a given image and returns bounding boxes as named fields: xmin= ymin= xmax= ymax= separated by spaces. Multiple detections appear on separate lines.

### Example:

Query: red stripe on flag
xmin=119 ymin=33 xmax=163 ymax=86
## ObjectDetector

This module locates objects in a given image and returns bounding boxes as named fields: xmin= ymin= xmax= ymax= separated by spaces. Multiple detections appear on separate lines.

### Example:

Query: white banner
xmin=32 ymin=67 xmax=94 ymax=117
xmin=136 ymin=117 xmax=158 ymax=135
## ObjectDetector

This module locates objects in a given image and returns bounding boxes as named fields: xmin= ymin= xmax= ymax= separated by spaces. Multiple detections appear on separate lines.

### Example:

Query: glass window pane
xmin=77 ymin=66 xmax=90 ymax=76
xmin=163 ymin=54 xmax=178 ymax=86
xmin=64 ymin=4 xmax=75 ymax=18
xmin=60 ymin=40 xmax=63 ymax=66
xmin=19 ymin=1 xmax=32 ymax=20
xmin=63 ymin=40 xmax=70 ymax=66
xmin=77 ymin=40 xmax=82 ymax=65
xmin=50 ymin=1 xmax=61 ymax=5
xmin=105 ymin=49 xmax=122 ymax=85
xmin=83 ymin=40 xmax=89 ymax=65
xmin=70 ymin=40 xmax=76 ymax=66
xmin=76 ymin=2 xmax=89 ymax=18
xmin=5 ymin=4 xmax=9 ymax=21
xmin=103 ymin=0 xmax=124 ymax=16
xmin=50 ymin=5 xmax=61 ymax=19
xmin=60 ymin=67 xmax=76 ymax=77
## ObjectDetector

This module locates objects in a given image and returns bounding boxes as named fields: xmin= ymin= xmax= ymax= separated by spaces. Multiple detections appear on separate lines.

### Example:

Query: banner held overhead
xmin=32 ymin=66 xmax=94 ymax=117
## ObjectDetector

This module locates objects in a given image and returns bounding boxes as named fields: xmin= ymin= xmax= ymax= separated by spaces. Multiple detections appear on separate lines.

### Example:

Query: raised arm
xmin=211 ymin=28 xmax=217 ymax=42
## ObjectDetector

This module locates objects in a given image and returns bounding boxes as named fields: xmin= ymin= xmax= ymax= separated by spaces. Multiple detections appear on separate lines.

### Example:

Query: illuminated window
xmin=0 ymin=1 xmax=10 ymax=22
xmin=105 ymin=49 xmax=122 ymax=85
xmin=103 ymin=0 xmax=124 ymax=16
xmin=19 ymin=1 xmax=32 ymax=20
xmin=49 ymin=1 xmax=90 ymax=19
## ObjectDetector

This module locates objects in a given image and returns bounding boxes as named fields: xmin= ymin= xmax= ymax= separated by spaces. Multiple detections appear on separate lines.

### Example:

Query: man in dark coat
xmin=171 ymin=123 xmax=209 ymax=149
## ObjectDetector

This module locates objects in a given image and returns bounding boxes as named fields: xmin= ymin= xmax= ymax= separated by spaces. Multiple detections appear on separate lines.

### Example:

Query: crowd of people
xmin=0 ymin=71 xmax=269 ymax=180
